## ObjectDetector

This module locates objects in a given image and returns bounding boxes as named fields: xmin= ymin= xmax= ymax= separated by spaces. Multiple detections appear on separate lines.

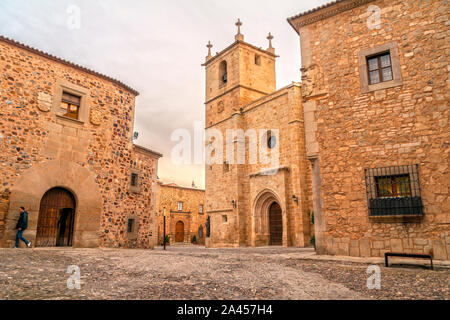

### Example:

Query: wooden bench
xmin=385 ymin=252 xmax=433 ymax=270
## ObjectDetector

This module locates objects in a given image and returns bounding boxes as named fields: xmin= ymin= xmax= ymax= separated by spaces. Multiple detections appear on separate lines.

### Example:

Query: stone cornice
xmin=287 ymin=0 xmax=375 ymax=33
xmin=133 ymin=144 xmax=163 ymax=158
xmin=201 ymin=40 xmax=278 ymax=67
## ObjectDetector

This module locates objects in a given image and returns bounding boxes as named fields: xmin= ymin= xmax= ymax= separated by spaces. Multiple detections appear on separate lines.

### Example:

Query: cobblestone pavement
xmin=0 ymin=246 xmax=448 ymax=300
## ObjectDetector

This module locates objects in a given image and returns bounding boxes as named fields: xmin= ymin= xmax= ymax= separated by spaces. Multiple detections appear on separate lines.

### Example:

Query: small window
xmin=61 ymin=92 xmax=81 ymax=120
xmin=130 ymin=173 xmax=139 ymax=187
xmin=127 ymin=219 xmax=135 ymax=233
xmin=222 ymin=215 xmax=228 ymax=223
xmin=266 ymin=130 xmax=276 ymax=149
xmin=177 ymin=202 xmax=183 ymax=211
xmin=223 ymin=162 xmax=230 ymax=173
xmin=367 ymin=52 xmax=393 ymax=85
xmin=199 ymin=205 xmax=204 ymax=214
xmin=255 ymin=55 xmax=261 ymax=66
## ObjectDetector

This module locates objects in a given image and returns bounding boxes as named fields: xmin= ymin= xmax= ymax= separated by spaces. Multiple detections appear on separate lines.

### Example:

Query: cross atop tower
xmin=206 ymin=41 xmax=213 ymax=60
xmin=235 ymin=18 xmax=244 ymax=41
xmin=267 ymin=32 xmax=275 ymax=54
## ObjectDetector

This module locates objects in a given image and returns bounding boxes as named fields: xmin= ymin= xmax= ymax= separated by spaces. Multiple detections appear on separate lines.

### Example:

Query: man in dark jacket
xmin=15 ymin=207 xmax=31 ymax=248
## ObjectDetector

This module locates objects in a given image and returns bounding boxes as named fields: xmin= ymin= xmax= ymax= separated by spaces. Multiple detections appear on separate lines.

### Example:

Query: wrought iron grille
xmin=364 ymin=165 xmax=423 ymax=216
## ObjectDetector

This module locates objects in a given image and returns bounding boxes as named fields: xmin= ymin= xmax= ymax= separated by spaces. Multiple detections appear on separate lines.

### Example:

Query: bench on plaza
xmin=385 ymin=252 xmax=433 ymax=270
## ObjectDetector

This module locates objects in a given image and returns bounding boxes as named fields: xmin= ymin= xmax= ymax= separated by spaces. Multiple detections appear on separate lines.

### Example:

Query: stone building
xmin=0 ymin=36 xmax=162 ymax=249
xmin=203 ymin=22 xmax=314 ymax=248
xmin=287 ymin=0 xmax=449 ymax=259
xmin=204 ymin=0 xmax=448 ymax=260
xmin=156 ymin=182 xmax=207 ymax=245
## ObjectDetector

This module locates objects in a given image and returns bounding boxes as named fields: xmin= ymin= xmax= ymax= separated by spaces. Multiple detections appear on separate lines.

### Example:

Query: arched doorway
xmin=175 ymin=221 xmax=184 ymax=243
xmin=36 ymin=187 xmax=76 ymax=247
xmin=269 ymin=202 xmax=283 ymax=246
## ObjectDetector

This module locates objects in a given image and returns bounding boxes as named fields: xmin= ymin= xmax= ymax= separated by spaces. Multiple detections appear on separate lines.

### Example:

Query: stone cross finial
xmin=206 ymin=41 xmax=213 ymax=59
xmin=235 ymin=19 xmax=244 ymax=41
xmin=236 ymin=19 xmax=242 ymax=34
xmin=267 ymin=32 xmax=275 ymax=54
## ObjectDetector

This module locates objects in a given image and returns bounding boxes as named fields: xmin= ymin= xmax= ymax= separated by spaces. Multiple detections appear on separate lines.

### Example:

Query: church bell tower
xmin=202 ymin=19 xmax=278 ymax=128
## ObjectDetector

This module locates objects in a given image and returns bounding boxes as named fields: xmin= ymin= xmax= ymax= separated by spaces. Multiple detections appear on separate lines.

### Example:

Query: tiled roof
xmin=288 ymin=0 xmax=346 ymax=21
xmin=287 ymin=0 xmax=375 ymax=30
xmin=0 ymin=34 xmax=139 ymax=96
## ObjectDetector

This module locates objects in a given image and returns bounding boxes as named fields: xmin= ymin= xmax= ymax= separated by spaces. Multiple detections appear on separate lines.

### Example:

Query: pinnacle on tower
xmin=206 ymin=41 xmax=213 ymax=61
xmin=235 ymin=18 xmax=244 ymax=42
xmin=267 ymin=32 xmax=275 ymax=54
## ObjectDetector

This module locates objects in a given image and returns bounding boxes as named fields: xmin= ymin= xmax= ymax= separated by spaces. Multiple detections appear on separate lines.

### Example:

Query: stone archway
xmin=4 ymin=160 xmax=102 ymax=248
xmin=36 ymin=187 xmax=76 ymax=247
xmin=252 ymin=189 xmax=285 ymax=247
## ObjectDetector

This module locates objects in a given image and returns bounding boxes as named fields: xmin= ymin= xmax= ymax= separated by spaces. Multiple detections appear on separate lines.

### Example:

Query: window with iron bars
xmin=364 ymin=165 xmax=423 ymax=216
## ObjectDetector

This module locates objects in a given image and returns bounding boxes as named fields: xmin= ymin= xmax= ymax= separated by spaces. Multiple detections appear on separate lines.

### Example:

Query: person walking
xmin=15 ymin=207 xmax=31 ymax=248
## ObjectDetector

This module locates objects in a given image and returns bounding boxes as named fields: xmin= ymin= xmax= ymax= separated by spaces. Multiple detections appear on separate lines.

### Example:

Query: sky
xmin=0 ymin=0 xmax=330 ymax=189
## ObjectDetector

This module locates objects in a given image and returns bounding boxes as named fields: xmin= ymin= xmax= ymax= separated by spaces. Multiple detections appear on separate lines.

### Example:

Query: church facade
xmin=203 ymin=25 xmax=313 ymax=248
xmin=205 ymin=0 xmax=449 ymax=260
xmin=0 ymin=36 xmax=162 ymax=249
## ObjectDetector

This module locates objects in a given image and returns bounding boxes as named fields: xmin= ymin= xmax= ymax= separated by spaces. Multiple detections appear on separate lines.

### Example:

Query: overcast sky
xmin=0 ymin=0 xmax=330 ymax=189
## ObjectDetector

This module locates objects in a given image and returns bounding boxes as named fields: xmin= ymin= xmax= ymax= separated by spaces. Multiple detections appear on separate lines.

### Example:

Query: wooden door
xmin=175 ymin=221 xmax=184 ymax=243
xmin=36 ymin=188 xmax=76 ymax=247
xmin=269 ymin=202 xmax=282 ymax=246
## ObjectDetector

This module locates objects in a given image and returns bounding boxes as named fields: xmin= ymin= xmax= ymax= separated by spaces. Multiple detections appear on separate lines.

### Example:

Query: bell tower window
xmin=219 ymin=60 xmax=228 ymax=85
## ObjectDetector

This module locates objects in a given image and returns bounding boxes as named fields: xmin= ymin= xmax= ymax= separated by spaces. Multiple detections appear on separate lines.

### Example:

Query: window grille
xmin=364 ymin=165 xmax=423 ymax=216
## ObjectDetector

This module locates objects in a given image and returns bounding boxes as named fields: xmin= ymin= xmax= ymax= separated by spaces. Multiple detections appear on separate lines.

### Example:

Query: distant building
xmin=157 ymin=183 xmax=207 ymax=245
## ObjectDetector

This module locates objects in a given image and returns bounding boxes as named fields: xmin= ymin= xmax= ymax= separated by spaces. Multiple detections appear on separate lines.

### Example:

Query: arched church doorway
xmin=269 ymin=202 xmax=282 ymax=246
xmin=35 ymin=187 xmax=76 ymax=247
xmin=175 ymin=221 xmax=184 ymax=243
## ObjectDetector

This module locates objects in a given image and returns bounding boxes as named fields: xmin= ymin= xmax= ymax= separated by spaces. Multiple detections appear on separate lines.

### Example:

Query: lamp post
xmin=163 ymin=207 xmax=166 ymax=251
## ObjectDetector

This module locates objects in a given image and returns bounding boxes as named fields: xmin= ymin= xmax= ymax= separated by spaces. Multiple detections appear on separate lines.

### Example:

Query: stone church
xmin=0 ymin=35 xmax=162 ymax=248
xmin=205 ymin=0 xmax=449 ymax=260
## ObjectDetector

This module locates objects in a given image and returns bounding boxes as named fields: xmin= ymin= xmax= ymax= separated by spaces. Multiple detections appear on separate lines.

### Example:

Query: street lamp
xmin=163 ymin=207 xmax=166 ymax=251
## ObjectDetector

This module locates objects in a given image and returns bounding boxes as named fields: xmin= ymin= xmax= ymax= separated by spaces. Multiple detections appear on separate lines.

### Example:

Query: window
xmin=223 ymin=162 xmax=230 ymax=173
xmin=219 ymin=60 xmax=228 ymax=85
xmin=222 ymin=215 xmax=228 ymax=223
xmin=198 ymin=226 xmax=204 ymax=239
xmin=177 ymin=202 xmax=183 ymax=211
xmin=367 ymin=53 xmax=393 ymax=85
xmin=61 ymin=92 xmax=81 ymax=120
xmin=375 ymin=175 xmax=411 ymax=198
xmin=127 ymin=219 xmax=135 ymax=233
xmin=255 ymin=55 xmax=261 ymax=66
xmin=130 ymin=173 xmax=139 ymax=187
xmin=365 ymin=165 xmax=423 ymax=217
xmin=358 ymin=43 xmax=403 ymax=93
xmin=199 ymin=205 xmax=204 ymax=214
xmin=266 ymin=130 xmax=276 ymax=149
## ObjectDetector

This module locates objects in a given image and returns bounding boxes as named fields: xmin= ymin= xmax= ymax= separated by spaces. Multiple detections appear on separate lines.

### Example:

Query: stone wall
xmin=0 ymin=37 xmax=161 ymax=248
xmin=289 ymin=0 xmax=449 ymax=259
xmin=157 ymin=183 xmax=207 ymax=245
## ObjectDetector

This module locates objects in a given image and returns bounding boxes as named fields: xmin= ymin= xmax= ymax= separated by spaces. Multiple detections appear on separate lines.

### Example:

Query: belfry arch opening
xmin=35 ymin=187 xmax=76 ymax=247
